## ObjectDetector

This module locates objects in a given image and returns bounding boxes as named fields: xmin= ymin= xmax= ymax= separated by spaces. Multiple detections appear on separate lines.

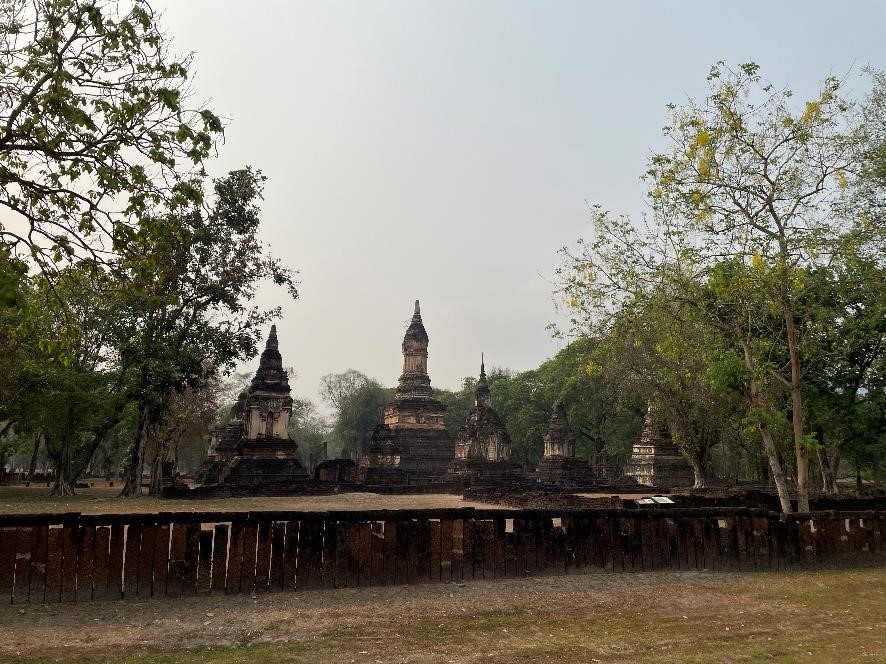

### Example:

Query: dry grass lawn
xmin=1 ymin=567 xmax=884 ymax=663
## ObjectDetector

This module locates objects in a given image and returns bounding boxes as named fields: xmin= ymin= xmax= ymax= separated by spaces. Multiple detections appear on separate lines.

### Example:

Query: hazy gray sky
xmin=155 ymin=0 xmax=885 ymax=408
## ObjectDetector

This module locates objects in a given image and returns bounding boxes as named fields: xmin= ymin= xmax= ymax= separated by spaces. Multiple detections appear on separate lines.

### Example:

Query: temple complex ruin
xmin=624 ymin=408 xmax=693 ymax=488
xmin=366 ymin=301 xmax=453 ymax=481
xmin=534 ymin=402 xmax=598 ymax=486
xmin=199 ymin=325 xmax=307 ymax=487
xmin=447 ymin=358 xmax=523 ymax=485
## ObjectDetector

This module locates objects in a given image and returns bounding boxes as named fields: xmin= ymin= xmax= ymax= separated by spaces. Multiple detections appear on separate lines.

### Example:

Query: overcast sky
xmin=155 ymin=1 xmax=885 ymax=409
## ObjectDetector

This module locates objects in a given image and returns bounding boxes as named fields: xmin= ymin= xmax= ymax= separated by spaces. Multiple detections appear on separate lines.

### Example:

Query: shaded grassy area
xmin=0 ymin=485 xmax=495 ymax=514
xmin=5 ymin=568 xmax=885 ymax=663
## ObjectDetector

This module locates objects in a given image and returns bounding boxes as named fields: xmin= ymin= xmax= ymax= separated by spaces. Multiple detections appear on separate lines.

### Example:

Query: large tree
xmin=0 ymin=0 xmax=222 ymax=276
xmin=320 ymin=369 xmax=392 ymax=459
xmin=561 ymin=63 xmax=879 ymax=512
xmin=118 ymin=168 xmax=297 ymax=496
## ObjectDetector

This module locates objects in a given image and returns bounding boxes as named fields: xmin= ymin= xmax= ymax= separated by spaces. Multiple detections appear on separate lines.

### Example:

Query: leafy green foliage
xmin=0 ymin=0 xmax=224 ymax=278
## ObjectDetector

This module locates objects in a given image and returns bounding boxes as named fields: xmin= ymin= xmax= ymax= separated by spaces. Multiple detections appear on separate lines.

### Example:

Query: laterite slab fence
xmin=0 ymin=507 xmax=883 ymax=604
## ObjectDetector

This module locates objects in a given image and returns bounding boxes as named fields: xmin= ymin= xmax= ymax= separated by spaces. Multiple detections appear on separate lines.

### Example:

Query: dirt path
xmin=3 ymin=568 xmax=884 ymax=663
xmin=0 ymin=486 xmax=501 ymax=515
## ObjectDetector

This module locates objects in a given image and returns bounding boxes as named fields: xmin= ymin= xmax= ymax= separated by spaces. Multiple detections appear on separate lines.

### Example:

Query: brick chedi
xmin=198 ymin=391 xmax=247 ymax=484
xmin=624 ymin=407 xmax=693 ymax=489
xmin=447 ymin=357 xmax=523 ymax=485
xmin=219 ymin=325 xmax=308 ymax=486
xmin=371 ymin=301 xmax=452 ymax=480
xmin=359 ymin=435 xmax=406 ymax=484
xmin=534 ymin=402 xmax=598 ymax=486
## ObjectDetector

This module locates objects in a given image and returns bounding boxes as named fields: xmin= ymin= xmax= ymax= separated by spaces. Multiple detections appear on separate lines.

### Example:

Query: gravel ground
xmin=2 ymin=567 xmax=884 ymax=663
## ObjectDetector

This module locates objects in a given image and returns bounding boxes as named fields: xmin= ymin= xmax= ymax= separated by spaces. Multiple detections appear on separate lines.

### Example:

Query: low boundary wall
xmin=0 ymin=507 xmax=883 ymax=604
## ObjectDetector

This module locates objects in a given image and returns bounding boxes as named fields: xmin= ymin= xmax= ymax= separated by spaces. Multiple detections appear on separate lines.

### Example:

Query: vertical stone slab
xmin=334 ymin=522 xmax=350 ymax=588
xmin=482 ymin=521 xmax=496 ymax=579
xmin=544 ymin=517 xmax=563 ymax=576
xmin=501 ymin=520 xmax=515 ymax=578
xmin=406 ymin=520 xmax=420 ymax=585
xmin=253 ymin=521 xmax=272 ymax=593
xmin=357 ymin=522 xmax=372 ymax=587
xmin=440 ymin=519 xmax=453 ymax=583
xmin=299 ymin=519 xmax=323 ymax=590
xmin=135 ymin=524 xmax=155 ymax=599
xmin=166 ymin=522 xmax=188 ymax=597
xmin=562 ymin=516 xmax=577 ymax=573
xmin=225 ymin=521 xmax=245 ymax=594
xmin=75 ymin=526 xmax=96 ymax=602
xmin=45 ymin=527 xmax=63 ymax=603
xmin=383 ymin=520 xmax=397 ymax=586
xmin=656 ymin=518 xmax=671 ymax=570
xmin=418 ymin=519 xmax=433 ymax=583
xmin=348 ymin=521 xmax=363 ymax=587
xmin=641 ymin=516 xmax=655 ymax=571
xmin=462 ymin=519 xmax=475 ymax=581
xmin=770 ymin=518 xmax=786 ymax=571
xmin=469 ymin=520 xmax=483 ymax=580
xmin=28 ymin=525 xmax=48 ymax=604
xmin=613 ymin=516 xmax=627 ymax=572
xmin=107 ymin=524 xmax=125 ymax=599
xmin=701 ymin=518 xmax=718 ymax=571
xmin=236 ymin=523 xmax=257 ymax=595
xmin=693 ymin=518 xmax=707 ymax=570
xmin=370 ymin=522 xmax=385 ymax=586
xmin=0 ymin=528 xmax=16 ymax=604
xmin=624 ymin=516 xmax=639 ymax=572
xmin=197 ymin=529 xmax=214 ymax=594
xmin=572 ymin=517 xmax=587 ymax=572
xmin=451 ymin=519 xmax=464 ymax=582
xmin=599 ymin=517 xmax=614 ymax=571
xmin=513 ymin=518 xmax=527 ymax=578
xmin=429 ymin=520 xmax=441 ymax=582
xmin=283 ymin=521 xmax=299 ymax=591
xmin=269 ymin=522 xmax=286 ymax=592
xmin=755 ymin=517 xmax=771 ymax=570
xmin=715 ymin=518 xmax=733 ymax=571
xmin=13 ymin=527 xmax=32 ymax=604
xmin=123 ymin=524 xmax=141 ymax=598
xmin=152 ymin=524 xmax=170 ymax=597
xmin=60 ymin=524 xmax=78 ymax=602
xmin=533 ymin=518 xmax=547 ymax=576
xmin=210 ymin=524 xmax=229 ymax=593
xmin=321 ymin=520 xmax=337 ymax=589
xmin=92 ymin=526 xmax=111 ymax=601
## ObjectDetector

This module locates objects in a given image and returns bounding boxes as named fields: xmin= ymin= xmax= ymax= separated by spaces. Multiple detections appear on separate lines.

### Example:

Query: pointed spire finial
xmin=414 ymin=299 xmax=421 ymax=316
xmin=266 ymin=324 xmax=279 ymax=350
xmin=480 ymin=352 xmax=485 ymax=378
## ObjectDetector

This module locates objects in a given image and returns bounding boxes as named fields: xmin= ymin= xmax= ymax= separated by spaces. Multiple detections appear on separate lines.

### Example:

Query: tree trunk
xmin=817 ymin=444 xmax=839 ymax=495
xmin=690 ymin=456 xmax=707 ymax=489
xmin=149 ymin=453 xmax=163 ymax=496
xmin=25 ymin=432 xmax=41 ymax=487
xmin=783 ymin=306 xmax=810 ymax=512
xmin=122 ymin=403 xmax=151 ymax=497
xmin=47 ymin=430 xmax=76 ymax=497
xmin=741 ymin=339 xmax=792 ymax=513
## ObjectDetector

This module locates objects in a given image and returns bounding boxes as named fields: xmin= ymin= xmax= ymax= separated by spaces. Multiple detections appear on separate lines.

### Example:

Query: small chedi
xmin=366 ymin=301 xmax=452 ymax=481
xmin=198 ymin=392 xmax=247 ymax=484
xmin=624 ymin=406 xmax=693 ymax=488
xmin=200 ymin=325 xmax=307 ymax=487
xmin=534 ymin=402 xmax=598 ymax=486
xmin=358 ymin=437 xmax=405 ymax=484
xmin=447 ymin=358 xmax=523 ymax=485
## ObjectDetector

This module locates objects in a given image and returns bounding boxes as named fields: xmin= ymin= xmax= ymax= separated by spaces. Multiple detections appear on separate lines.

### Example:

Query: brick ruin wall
xmin=0 ymin=506 xmax=883 ymax=604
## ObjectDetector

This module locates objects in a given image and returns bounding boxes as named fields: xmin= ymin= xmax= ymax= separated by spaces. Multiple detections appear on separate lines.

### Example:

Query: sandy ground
xmin=0 ymin=485 xmax=505 ymax=515
xmin=1 ymin=567 xmax=884 ymax=663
